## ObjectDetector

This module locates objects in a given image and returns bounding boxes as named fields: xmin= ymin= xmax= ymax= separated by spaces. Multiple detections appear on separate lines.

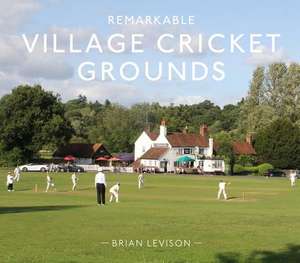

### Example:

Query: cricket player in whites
xmin=290 ymin=170 xmax=297 ymax=187
xmin=217 ymin=180 xmax=230 ymax=200
xmin=71 ymin=173 xmax=78 ymax=191
xmin=14 ymin=166 xmax=21 ymax=182
xmin=109 ymin=182 xmax=120 ymax=203
xmin=46 ymin=172 xmax=55 ymax=192
xmin=138 ymin=172 xmax=144 ymax=189
xmin=7 ymin=172 xmax=15 ymax=192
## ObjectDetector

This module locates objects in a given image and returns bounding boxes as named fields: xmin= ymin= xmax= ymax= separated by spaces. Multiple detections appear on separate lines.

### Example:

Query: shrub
xmin=244 ymin=166 xmax=259 ymax=173
xmin=233 ymin=164 xmax=245 ymax=174
xmin=257 ymin=163 xmax=274 ymax=176
xmin=233 ymin=164 xmax=270 ymax=175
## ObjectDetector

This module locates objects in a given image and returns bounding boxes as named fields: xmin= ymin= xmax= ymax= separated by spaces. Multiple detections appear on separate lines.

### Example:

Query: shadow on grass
xmin=0 ymin=205 xmax=86 ymax=214
xmin=227 ymin=196 xmax=238 ymax=200
xmin=215 ymin=244 xmax=300 ymax=263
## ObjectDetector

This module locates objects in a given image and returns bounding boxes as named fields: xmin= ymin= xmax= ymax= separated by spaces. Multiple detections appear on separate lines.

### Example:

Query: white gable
xmin=134 ymin=131 xmax=154 ymax=160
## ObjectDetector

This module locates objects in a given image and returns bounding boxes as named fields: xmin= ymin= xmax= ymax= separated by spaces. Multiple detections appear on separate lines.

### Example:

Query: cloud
xmin=0 ymin=36 xmax=26 ymax=71
xmin=247 ymin=45 xmax=288 ymax=65
xmin=18 ymin=52 xmax=74 ymax=80
xmin=44 ymin=80 xmax=144 ymax=105
xmin=48 ymin=26 xmax=97 ymax=49
xmin=0 ymin=0 xmax=40 ymax=33
xmin=0 ymin=35 xmax=74 ymax=80
xmin=0 ymin=71 xmax=22 ymax=97
xmin=161 ymin=95 xmax=205 ymax=106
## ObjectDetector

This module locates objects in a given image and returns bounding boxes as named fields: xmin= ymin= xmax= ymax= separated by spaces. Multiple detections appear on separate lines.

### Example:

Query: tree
xmin=265 ymin=63 xmax=288 ymax=110
xmin=240 ymin=63 xmax=300 ymax=135
xmin=239 ymin=66 xmax=270 ymax=133
xmin=255 ymin=118 xmax=300 ymax=169
xmin=214 ymin=132 xmax=236 ymax=175
xmin=0 ymin=85 xmax=73 ymax=165
xmin=219 ymin=103 xmax=241 ymax=131
xmin=281 ymin=63 xmax=300 ymax=123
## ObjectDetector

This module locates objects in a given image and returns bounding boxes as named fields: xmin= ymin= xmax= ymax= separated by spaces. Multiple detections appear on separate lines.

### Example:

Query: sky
xmin=0 ymin=0 xmax=299 ymax=107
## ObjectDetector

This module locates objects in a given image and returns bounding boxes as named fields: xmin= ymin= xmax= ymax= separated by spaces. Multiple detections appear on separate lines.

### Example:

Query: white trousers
xmin=14 ymin=174 xmax=20 ymax=182
xmin=72 ymin=183 xmax=77 ymax=191
xmin=138 ymin=180 xmax=144 ymax=189
xmin=46 ymin=183 xmax=54 ymax=192
xmin=109 ymin=190 xmax=119 ymax=202
xmin=218 ymin=188 xmax=227 ymax=200
xmin=291 ymin=179 xmax=296 ymax=187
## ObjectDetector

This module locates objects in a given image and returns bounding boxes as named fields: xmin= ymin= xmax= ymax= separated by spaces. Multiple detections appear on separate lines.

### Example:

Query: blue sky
xmin=0 ymin=0 xmax=299 ymax=106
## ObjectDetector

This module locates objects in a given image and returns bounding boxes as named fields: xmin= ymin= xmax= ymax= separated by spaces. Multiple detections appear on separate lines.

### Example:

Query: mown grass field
xmin=0 ymin=170 xmax=300 ymax=263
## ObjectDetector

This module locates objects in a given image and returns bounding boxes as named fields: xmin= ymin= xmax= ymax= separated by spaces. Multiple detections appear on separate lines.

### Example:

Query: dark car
xmin=58 ymin=164 xmax=84 ymax=173
xmin=264 ymin=169 xmax=285 ymax=177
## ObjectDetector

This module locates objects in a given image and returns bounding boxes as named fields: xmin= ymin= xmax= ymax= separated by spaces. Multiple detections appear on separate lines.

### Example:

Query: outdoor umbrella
xmin=64 ymin=155 xmax=76 ymax=161
xmin=96 ymin=157 xmax=109 ymax=161
xmin=176 ymin=156 xmax=195 ymax=163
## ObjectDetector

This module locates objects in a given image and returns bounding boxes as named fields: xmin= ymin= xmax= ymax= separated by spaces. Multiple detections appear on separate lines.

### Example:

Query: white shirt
xmin=110 ymin=184 xmax=120 ymax=193
xmin=138 ymin=174 xmax=144 ymax=181
xmin=71 ymin=173 xmax=77 ymax=183
xmin=14 ymin=167 xmax=20 ymax=175
xmin=290 ymin=173 xmax=297 ymax=180
xmin=95 ymin=172 xmax=106 ymax=186
xmin=7 ymin=175 xmax=14 ymax=185
xmin=219 ymin=182 xmax=226 ymax=190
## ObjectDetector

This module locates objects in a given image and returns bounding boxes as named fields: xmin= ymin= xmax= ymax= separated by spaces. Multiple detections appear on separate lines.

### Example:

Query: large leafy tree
xmin=0 ymin=85 xmax=73 ymax=164
xmin=239 ymin=66 xmax=274 ymax=133
xmin=240 ymin=63 xmax=300 ymax=134
xmin=255 ymin=118 xmax=300 ymax=169
xmin=214 ymin=132 xmax=236 ymax=175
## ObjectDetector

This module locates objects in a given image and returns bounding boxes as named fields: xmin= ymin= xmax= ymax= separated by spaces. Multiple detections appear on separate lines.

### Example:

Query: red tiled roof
xmin=145 ymin=131 xmax=159 ymax=140
xmin=53 ymin=143 xmax=111 ymax=158
xmin=166 ymin=133 xmax=208 ymax=147
xmin=232 ymin=142 xmax=256 ymax=155
xmin=140 ymin=147 xmax=169 ymax=160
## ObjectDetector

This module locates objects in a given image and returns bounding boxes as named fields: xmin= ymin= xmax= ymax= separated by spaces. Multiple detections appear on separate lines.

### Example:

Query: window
xmin=198 ymin=148 xmax=204 ymax=155
xmin=184 ymin=148 xmax=191 ymax=154
xmin=177 ymin=148 xmax=183 ymax=155
xmin=198 ymin=160 xmax=204 ymax=167
xmin=213 ymin=160 xmax=223 ymax=168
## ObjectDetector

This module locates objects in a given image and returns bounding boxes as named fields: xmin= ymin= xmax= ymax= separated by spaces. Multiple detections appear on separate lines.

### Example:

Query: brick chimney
xmin=160 ymin=119 xmax=167 ymax=136
xmin=200 ymin=124 xmax=208 ymax=138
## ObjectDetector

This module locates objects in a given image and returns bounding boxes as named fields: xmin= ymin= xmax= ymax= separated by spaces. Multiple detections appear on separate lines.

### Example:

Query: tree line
xmin=0 ymin=63 xmax=300 ymax=169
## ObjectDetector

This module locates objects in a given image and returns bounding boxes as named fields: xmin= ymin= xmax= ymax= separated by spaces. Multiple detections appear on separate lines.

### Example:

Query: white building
xmin=134 ymin=121 xmax=225 ymax=173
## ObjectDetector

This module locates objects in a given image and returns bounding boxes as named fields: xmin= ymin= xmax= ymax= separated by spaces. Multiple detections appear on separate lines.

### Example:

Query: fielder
xmin=138 ymin=172 xmax=144 ymax=189
xmin=109 ymin=182 xmax=120 ymax=203
xmin=217 ymin=180 xmax=229 ymax=200
xmin=7 ymin=172 xmax=14 ymax=192
xmin=14 ymin=166 xmax=21 ymax=182
xmin=71 ymin=173 xmax=78 ymax=191
xmin=290 ymin=170 xmax=297 ymax=187
xmin=46 ymin=173 xmax=55 ymax=192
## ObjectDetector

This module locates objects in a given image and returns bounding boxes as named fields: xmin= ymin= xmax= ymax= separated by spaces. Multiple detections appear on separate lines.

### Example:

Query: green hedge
xmin=233 ymin=163 xmax=273 ymax=175
xmin=257 ymin=163 xmax=274 ymax=176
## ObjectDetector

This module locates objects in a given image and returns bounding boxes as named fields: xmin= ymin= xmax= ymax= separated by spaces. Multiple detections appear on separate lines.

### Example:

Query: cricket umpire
xmin=95 ymin=167 xmax=107 ymax=206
